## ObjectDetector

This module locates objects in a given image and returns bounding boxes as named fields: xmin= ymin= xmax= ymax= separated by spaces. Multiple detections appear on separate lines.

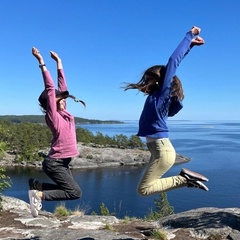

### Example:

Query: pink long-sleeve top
xmin=42 ymin=69 xmax=79 ymax=159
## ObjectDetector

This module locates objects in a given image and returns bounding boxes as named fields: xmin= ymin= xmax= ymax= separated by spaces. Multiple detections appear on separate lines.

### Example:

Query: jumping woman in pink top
xmin=28 ymin=47 xmax=85 ymax=217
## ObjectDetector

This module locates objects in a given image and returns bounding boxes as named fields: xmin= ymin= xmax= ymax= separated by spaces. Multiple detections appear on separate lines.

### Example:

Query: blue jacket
xmin=137 ymin=31 xmax=194 ymax=138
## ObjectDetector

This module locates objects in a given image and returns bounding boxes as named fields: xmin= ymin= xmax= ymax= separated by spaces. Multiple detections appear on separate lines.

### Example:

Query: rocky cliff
xmin=1 ymin=196 xmax=240 ymax=240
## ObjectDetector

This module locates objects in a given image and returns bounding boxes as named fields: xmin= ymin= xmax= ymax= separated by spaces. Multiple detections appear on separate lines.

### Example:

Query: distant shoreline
xmin=0 ymin=115 xmax=124 ymax=125
xmin=1 ymin=143 xmax=190 ymax=169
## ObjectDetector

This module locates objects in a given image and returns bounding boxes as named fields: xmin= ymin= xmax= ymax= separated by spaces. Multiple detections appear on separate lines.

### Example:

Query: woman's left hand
xmin=191 ymin=36 xmax=205 ymax=46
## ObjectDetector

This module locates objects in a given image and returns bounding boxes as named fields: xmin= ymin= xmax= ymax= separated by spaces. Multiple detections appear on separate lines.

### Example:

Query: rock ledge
xmin=1 ymin=196 xmax=240 ymax=240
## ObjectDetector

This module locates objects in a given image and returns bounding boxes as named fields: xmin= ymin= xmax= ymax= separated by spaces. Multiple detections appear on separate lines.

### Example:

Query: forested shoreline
xmin=0 ymin=115 xmax=123 ymax=124
xmin=0 ymin=118 xmax=144 ymax=164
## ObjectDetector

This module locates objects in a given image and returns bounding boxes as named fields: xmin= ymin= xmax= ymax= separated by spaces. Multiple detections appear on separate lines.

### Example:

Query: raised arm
xmin=32 ymin=47 xmax=59 ymax=123
xmin=161 ymin=26 xmax=204 ymax=96
xmin=50 ymin=51 xmax=67 ymax=92
xmin=32 ymin=47 xmax=55 ymax=96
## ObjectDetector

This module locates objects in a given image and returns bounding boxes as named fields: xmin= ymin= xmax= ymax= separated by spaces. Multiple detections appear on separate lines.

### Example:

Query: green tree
xmin=76 ymin=127 xmax=94 ymax=143
xmin=0 ymin=142 xmax=8 ymax=159
xmin=155 ymin=192 xmax=174 ymax=217
xmin=0 ymin=124 xmax=10 ymax=158
xmin=128 ymin=135 xmax=145 ymax=149
xmin=145 ymin=193 xmax=174 ymax=220
xmin=100 ymin=203 xmax=110 ymax=216
xmin=113 ymin=134 xmax=128 ymax=148
xmin=94 ymin=132 xmax=107 ymax=145
xmin=0 ymin=167 xmax=11 ymax=196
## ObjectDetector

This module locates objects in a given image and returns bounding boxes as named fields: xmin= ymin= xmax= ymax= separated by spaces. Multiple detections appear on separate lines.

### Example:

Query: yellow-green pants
xmin=137 ymin=138 xmax=186 ymax=196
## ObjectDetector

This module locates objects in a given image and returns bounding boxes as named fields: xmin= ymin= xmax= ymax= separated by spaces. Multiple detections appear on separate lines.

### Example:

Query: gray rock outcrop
xmin=0 ymin=196 xmax=140 ymax=240
xmin=1 ymin=196 xmax=240 ymax=240
xmin=159 ymin=207 xmax=240 ymax=240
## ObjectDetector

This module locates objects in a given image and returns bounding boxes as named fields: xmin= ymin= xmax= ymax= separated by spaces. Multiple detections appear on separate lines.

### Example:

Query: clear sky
xmin=0 ymin=0 xmax=239 ymax=121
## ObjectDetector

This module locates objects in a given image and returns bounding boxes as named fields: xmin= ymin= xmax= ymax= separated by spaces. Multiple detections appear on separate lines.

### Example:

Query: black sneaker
xmin=187 ymin=180 xmax=209 ymax=191
xmin=28 ymin=178 xmax=41 ymax=190
xmin=180 ymin=168 xmax=209 ymax=182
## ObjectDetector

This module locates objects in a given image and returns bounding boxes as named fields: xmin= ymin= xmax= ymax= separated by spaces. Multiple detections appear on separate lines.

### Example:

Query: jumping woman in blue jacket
xmin=124 ymin=26 xmax=209 ymax=196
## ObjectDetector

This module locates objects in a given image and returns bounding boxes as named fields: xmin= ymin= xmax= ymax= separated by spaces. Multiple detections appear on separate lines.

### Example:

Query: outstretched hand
xmin=32 ymin=47 xmax=46 ymax=68
xmin=50 ymin=51 xmax=61 ymax=62
xmin=32 ymin=47 xmax=43 ymax=62
xmin=191 ymin=36 xmax=205 ymax=46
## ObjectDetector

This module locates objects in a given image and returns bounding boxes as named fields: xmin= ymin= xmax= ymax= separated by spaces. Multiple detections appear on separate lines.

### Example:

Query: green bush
xmin=0 ymin=167 xmax=12 ymax=209
xmin=145 ymin=193 xmax=174 ymax=220
xmin=150 ymin=229 xmax=167 ymax=240
xmin=0 ymin=167 xmax=11 ymax=193
xmin=54 ymin=203 xmax=71 ymax=217
xmin=100 ymin=202 xmax=110 ymax=216
xmin=0 ymin=142 xmax=8 ymax=159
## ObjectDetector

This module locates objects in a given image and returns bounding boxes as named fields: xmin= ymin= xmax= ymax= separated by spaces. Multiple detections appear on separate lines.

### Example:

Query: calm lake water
xmin=3 ymin=120 xmax=240 ymax=218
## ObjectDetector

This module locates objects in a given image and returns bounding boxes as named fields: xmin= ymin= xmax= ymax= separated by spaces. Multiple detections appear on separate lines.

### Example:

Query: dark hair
xmin=38 ymin=89 xmax=86 ymax=112
xmin=171 ymin=75 xmax=184 ymax=101
xmin=123 ymin=65 xmax=184 ymax=100
xmin=68 ymin=94 xmax=86 ymax=107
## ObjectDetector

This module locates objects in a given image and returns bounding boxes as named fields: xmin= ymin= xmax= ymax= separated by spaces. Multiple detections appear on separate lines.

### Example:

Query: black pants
xmin=42 ymin=157 xmax=82 ymax=201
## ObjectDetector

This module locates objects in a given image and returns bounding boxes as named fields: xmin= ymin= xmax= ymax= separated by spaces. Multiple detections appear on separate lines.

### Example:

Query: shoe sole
xmin=188 ymin=180 xmax=209 ymax=191
xmin=181 ymin=168 xmax=209 ymax=182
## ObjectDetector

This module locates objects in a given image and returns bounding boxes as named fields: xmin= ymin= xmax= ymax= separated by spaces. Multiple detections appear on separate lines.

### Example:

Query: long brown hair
xmin=171 ymin=75 xmax=184 ymax=101
xmin=123 ymin=65 xmax=184 ymax=100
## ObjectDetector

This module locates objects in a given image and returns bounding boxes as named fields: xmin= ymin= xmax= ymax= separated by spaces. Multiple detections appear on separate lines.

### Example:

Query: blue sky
xmin=0 ymin=0 xmax=239 ymax=121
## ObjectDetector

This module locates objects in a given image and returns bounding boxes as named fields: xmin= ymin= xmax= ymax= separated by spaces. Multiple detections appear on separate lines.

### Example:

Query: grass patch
xmin=150 ymin=229 xmax=167 ymax=240
xmin=54 ymin=203 xmax=71 ymax=217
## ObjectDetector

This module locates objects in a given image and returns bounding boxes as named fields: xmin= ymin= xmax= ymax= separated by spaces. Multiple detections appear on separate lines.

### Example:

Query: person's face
xmin=57 ymin=98 xmax=65 ymax=111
